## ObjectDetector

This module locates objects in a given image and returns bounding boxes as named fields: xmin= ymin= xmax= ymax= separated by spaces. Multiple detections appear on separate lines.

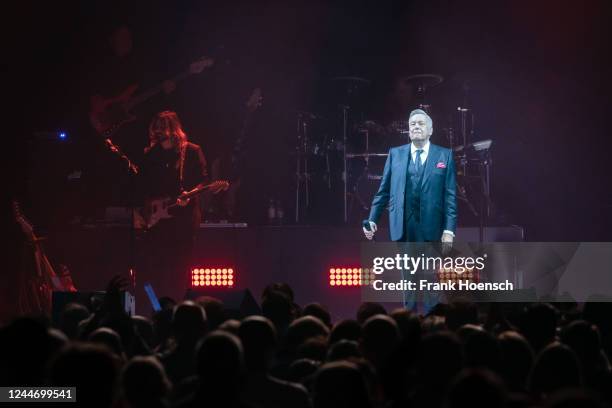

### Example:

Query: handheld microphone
xmin=363 ymin=219 xmax=376 ymax=241
xmin=362 ymin=219 xmax=372 ymax=231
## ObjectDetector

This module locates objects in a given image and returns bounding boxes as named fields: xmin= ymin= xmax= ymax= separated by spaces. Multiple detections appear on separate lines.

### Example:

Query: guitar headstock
xmin=189 ymin=56 xmax=215 ymax=74
xmin=12 ymin=200 xmax=36 ymax=241
xmin=210 ymin=180 xmax=230 ymax=193
xmin=246 ymin=88 xmax=263 ymax=113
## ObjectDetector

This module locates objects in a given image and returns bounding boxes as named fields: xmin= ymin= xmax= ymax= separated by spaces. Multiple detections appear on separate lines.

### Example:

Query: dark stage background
xmin=4 ymin=0 xmax=612 ymax=319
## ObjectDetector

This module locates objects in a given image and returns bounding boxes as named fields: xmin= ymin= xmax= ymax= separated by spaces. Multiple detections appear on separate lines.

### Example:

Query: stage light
xmin=328 ymin=267 xmax=378 ymax=287
xmin=191 ymin=267 xmax=236 ymax=288
xmin=58 ymin=131 xmax=67 ymax=140
xmin=436 ymin=267 xmax=479 ymax=285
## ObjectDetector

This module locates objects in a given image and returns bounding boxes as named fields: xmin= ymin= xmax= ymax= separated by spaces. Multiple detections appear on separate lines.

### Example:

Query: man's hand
xmin=363 ymin=221 xmax=377 ymax=240
xmin=441 ymin=231 xmax=453 ymax=255
xmin=176 ymin=192 xmax=191 ymax=207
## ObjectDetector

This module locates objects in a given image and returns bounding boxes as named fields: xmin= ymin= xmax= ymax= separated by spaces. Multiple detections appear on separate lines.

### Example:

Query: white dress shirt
xmin=410 ymin=140 xmax=430 ymax=165
xmin=410 ymin=141 xmax=454 ymax=238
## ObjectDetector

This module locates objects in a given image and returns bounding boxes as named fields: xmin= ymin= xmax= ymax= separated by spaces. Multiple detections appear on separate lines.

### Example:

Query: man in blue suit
xmin=363 ymin=109 xmax=457 ymax=243
xmin=363 ymin=109 xmax=457 ymax=312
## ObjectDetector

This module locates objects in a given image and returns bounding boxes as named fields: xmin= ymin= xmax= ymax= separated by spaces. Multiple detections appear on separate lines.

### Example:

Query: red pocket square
xmin=436 ymin=162 xmax=446 ymax=169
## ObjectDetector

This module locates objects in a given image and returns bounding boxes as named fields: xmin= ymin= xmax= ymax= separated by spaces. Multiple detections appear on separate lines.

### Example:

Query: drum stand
xmin=340 ymin=105 xmax=349 ymax=223
xmin=455 ymin=100 xmax=494 ymax=241
xmin=295 ymin=113 xmax=311 ymax=223
xmin=478 ymin=151 xmax=492 ymax=242
xmin=102 ymin=138 xmax=139 ymax=289
xmin=329 ymin=76 xmax=370 ymax=224
xmin=457 ymin=141 xmax=493 ymax=243
xmin=340 ymin=105 xmax=369 ymax=223
xmin=346 ymin=125 xmax=375 ymax=219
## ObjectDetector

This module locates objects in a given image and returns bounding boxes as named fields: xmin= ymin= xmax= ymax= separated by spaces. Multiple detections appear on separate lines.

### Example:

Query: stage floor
xmin=49 ymin=225 xmax=524 ymax=319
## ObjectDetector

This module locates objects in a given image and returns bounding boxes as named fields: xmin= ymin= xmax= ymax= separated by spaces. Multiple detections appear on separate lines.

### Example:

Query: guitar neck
xmin=127 ymin=70 xmax=192 ymax=110
xmin=182 ymin=182 xmax=216 ymax=199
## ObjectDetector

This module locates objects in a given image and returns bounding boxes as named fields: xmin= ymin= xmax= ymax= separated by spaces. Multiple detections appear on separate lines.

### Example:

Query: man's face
xmin=408 ymin=113 xmax=433 ymax=143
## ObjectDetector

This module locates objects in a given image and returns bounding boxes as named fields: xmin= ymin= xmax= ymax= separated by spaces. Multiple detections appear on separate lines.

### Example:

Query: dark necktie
xmin=415 ymin=149 xmax=424 ymax=173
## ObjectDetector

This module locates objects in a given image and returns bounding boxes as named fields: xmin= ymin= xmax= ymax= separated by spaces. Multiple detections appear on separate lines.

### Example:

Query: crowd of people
xmin=2 ymin=277 xmax=612 ymax=408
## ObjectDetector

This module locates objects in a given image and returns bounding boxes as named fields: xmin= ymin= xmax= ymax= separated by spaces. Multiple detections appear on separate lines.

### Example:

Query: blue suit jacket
xmin=368 ymin=143 xmax=457 ymax=241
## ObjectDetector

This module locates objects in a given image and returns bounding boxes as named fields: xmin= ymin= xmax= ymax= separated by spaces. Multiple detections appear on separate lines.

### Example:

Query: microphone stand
xmin=104 ymin=138 xmax=139 ymax=175
xmin=103 ymin=138 xmax=139 ymax=291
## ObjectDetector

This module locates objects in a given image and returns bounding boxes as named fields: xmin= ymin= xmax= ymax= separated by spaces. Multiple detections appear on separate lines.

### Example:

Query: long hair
xmin=146 ymin=110 xmax=188 ymax=152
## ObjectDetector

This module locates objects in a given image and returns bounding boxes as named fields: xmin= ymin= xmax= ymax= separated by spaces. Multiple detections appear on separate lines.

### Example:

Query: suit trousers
xmin=397 ymin=214 xmax=441 ymax=314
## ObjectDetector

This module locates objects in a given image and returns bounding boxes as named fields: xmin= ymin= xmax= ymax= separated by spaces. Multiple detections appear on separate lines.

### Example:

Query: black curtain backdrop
xmin=5 ymin=0 xmax=612 ymax=241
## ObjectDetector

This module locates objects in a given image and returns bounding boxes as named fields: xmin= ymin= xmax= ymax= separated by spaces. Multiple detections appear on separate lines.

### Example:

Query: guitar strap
xmin=178 ymin=142 xmax=187 ymax=191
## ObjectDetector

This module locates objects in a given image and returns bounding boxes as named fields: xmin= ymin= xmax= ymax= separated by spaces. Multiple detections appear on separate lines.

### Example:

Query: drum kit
xmin=293 ymin=73 xmax=493 ymax=236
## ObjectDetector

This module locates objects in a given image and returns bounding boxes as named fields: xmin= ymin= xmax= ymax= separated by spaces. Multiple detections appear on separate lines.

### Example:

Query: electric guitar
xmin=136 ymin=180 xmax=229 ymax=230
xmin=89 ymin=56 xmax=215 ymax=137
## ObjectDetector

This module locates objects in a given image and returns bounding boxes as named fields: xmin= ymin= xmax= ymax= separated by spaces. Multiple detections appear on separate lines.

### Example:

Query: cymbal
xmin=294 ymin=110 xmax=324 ymax=120
xmin=388 ymin=120 xmax=410 ymax=135
xmin=331 ymin=76 xmax=371 ymax=85
xmin=354 ymin=120 xmax=386 ymax=133
xmin=398 ymin=73 xmax=444 ymax=89
xmin=330 ymin=76 xmax=371 ymax=108
xmin=346 ymin=153 xmax=389 ymax=158
xmin=453 ymin=139 xmax=493 ymax=157
xmin=331 ymin=77 xmax=371 ymax=94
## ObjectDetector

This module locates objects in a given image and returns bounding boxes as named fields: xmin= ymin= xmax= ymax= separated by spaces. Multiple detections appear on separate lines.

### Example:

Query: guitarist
xmin=137 ymin=111 xmax=227 ymax=304
xmin=137 ymin=110 xmax=212 ymax=296
xmin=140 ymin=110 xmax=209 ymax=240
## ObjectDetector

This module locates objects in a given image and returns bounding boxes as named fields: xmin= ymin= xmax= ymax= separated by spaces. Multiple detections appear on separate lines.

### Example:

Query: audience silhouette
xmin=2 ymin=279 xmax=612 ymax=408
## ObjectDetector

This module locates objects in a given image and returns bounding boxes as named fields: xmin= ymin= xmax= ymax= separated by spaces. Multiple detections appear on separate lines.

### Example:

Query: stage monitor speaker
xmin=52 ymin=291 xmax=135 ymax=324
xmin=184 ymin=288 xmax=261 ymax=319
